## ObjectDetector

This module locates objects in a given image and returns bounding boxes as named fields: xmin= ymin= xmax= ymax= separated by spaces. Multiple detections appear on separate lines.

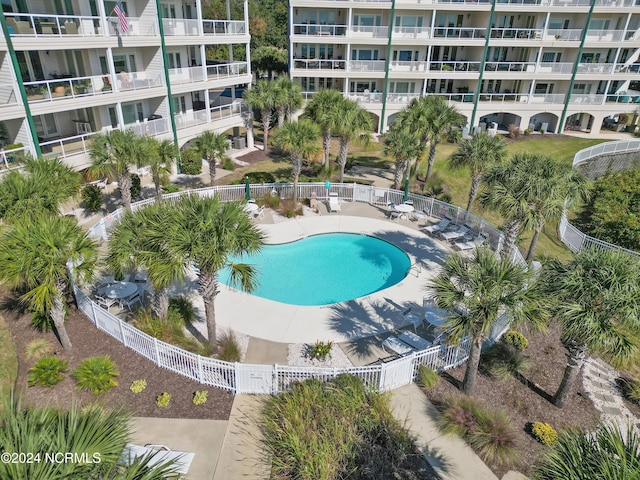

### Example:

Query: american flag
xmin=112 ymin=1 xmax=129 ymax=33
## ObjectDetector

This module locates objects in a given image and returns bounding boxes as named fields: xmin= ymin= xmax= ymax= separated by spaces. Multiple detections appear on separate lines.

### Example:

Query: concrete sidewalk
xmin=390 ymin=383 xmax=499 ymax=480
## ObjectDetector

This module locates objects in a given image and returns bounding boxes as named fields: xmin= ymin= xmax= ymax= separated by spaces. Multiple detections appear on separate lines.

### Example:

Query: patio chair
xmin=95 ymin=295 xmax=117 ymax=310
xmin=440 ymin=225 xmax=469 ymax=242
xmin=120 ymin=443 xmax=195 ymax=475
xmin=328 ymin=192 xmax=341 ymax=212
xmin=421 ymin=219 xmax=450 ymax=235
xmin=404 ymin=311 xmax=423 ymax=333
xmin=453 ymin=235 xmax=485 ymax=251
xmin=253 ymin=205 xmax=265 ymax=219
xmin=398 ymin=331 xmax=432 ymax=350
xmin=382 ymin=336 xmax=413 ymax=356
xmin=119 ymin=293 xmax=141 ymax=311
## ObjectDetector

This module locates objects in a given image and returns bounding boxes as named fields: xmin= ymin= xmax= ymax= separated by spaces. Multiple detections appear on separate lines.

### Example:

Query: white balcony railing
xmin=387 ymin=93 xmax=421 ymax=103
xmin=530 ymin=94 xmax=566 ymax=104
xmin=392 ymin=26 xmax=430 ymax=38
xmin=484 ymin=61 xmax=536 ymax=73
xmin=168 ymin=66 xmax=206 ymax=85
xmin=40 ymin=131 xmax=99 ymax=159
xmin=614 ymin=63 xmax=640 ymax=73
xmin=428 ymin=61 xmax=481 ymax=72
xmin=175 ymin=110 xmax=209 ymax=129
xmin=162 ymin=18 xmax=200 ymax=36
xmin=432 ymin=93 xmax=475 ymax=103
xmin=569 ymin=94 xmax=605 ymax=104
xmin=489 ymin=28 xmax=545 ymax=40
xmin=209 ymin=102 xmax=245 ymax=121
xmin=107 ymin=16 xmax=157 ymax=36
xmin=606 ymin=93 xmax=640 ymax=103
xmin=202 ymin=20 xmax=246 ymax=35
xmin=537 ymin=62 xmax=576 ymax=74
xmin=117 ymin=70 xmax=164 ymax=92
xmin=347 ymin=92 xmax=383 ymax=103
xmin=348 ymin=60 xmax=386 ymax=72
xmin=433 ymin=27 xmax=487 ymax=40
xmin=576 ymin=63 xmax=615 ymax=75
xmin=125 ymin=117 xmax=171 ymax=136
xmin=389 ymin=61 xmax=428 ymax=72
xmin=23 ymin=74 xmax=112 ymax=103
xmin=206 ymin=62 xmax=249 ymax=80
xmin=545 ymin=29 xmax=583 ymax=41
xmin=350 ymin=25 xmax=389 ymax=38
xmin=585 ymin=30 xmax=625 ymax=42
xmin=0 ymin=144 xmax=31 ymax=171
xmin=293 ymin=59 xmax=347 ymax=70
xmin=4 ymin=13 xmax=103 ymax=37
xmin=168 ymin=62 xmax=248 ymax=86
xmin=292 ymin=24 xmax=347 ymax=36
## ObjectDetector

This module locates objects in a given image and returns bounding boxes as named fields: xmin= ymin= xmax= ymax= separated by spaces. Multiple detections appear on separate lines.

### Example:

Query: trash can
xmin=233 ymin=137 xmax=246 ymax=149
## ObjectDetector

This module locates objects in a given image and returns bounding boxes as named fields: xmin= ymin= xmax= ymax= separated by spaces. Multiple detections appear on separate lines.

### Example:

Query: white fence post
xmin=153 ymin=338 xmax=161 ymax=365
xmin=119 ymin=320 xmax=127 ymax=347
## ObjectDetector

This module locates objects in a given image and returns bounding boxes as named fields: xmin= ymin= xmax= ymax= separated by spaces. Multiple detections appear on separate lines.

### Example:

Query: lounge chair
xmin=454 ymin=235 xmax=486 ymax=251
xmin=382 ymin=336 xmax=413 ymax=356
xmin=421 ymin=219 xmax=450 ymax=235
xmin=120 ymin=443 xmax=195 ymax=475
xmin=440 ymin=226 xmax=469 ymax=242
xmin=404 ymin=312 xmax=423 ymax=332
xmin=328 ymin=192 xmax=341 ymax=212
xmin=398 ymin=331 xmax=432 ymax=350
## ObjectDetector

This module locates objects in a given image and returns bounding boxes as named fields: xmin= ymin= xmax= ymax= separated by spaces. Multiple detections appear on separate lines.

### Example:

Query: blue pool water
xmin=219 ymin=233 xmax=411 ymax=306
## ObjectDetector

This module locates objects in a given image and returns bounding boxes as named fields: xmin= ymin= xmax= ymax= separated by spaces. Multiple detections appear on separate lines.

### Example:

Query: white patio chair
xmin=398 ymin=331 xmax=432 ymax=350
xmin=253 ymin=205 xmax=265 ymax=219
xmin=95 ymin=295 xmax=117 ymax=310
xmin=328 ymin=192 xmax=341 ymax=212
xmin=421 ymin=219 xmax=450 ymax=235
xmin=382 ymin=336 xmax=413 ymax=356
xmin=119 ymin=293 xmax=141 ymax=311
xmin=440 ymin=226 xmax=469 ymax=242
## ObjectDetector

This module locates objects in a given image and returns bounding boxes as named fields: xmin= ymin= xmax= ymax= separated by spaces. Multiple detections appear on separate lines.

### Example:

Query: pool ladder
xmin=408 ymin=263 xmax=422 ymax=277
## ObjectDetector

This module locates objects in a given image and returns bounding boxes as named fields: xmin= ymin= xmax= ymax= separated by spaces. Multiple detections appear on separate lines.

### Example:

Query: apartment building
xmin=289 ymin=0 xmax=640 ymax=135
xmin=0 ymin=0 xmax=252 ymax=171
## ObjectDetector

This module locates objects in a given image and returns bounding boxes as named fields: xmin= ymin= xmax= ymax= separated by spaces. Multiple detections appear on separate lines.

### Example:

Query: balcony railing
xmin=209 ymin=102 xmax=245 ymax=120
xmin=389 ymin=61 xmax=428 ymax=72
xmin=530 ymin=94 xmax=566 ymax=104
xmin=348 ymin=60 xmax=386 ymax=72
xmin=0 ymin=144 xmax=30 ymax=171
xmin=585 ymin=29 xmax=625 ymax=42
xmin=392 ymin=26 xmax=430 ymax=38
xmin=206 ymin=62 xmax=249 ymax=80
xmin=545 ymin=29 xmax=582 ymax=41
xmin=347 ymin=92 xmax=383 ymax=103
xmin=202 ymin=20 xmax=246 ymax=35
xmin=433 ymin=27 xmax=486 ymax=40
xmin=125 ymin=117 xmax=171 ymax=137
xmin=117 ymin=70 xmax=164 ymax=92
xmin=162 ymin=18 xmax=200 ymax=36
xmin=106 ymin=16 xmax=157 ymax=36
xmin=4 ymin=13 xmax=102 ymax=37
xmin=293 ymin=59 xmax=347 ymax=70
xmin=569 ymin=94 xmax=605 ymax=104
xmin=387 ymin=93 xmax=421 ymax=103
xmin=350 ymin=25 xmax=389 ymax=38
xmin=40 ymin=131 xmax=98 ymax=159
xmin=614 ymin=63 xmax=640 ymax=73
xmin=490 ymin=28 xmax=544 ymax=40
xmin=175 ymin=110 xmax=209 ymax=129
xmin=168 ymin=62 xmax=248 ymax=86
xmin=23 ymin=74 xmax=112 ymax=103
xmin=433 ymin=93 xmax=475 ymax=103
xmin=606 ymin=93 xmax=640 ymax=103
xmin=429 ymin=61 xmax=481 ymax=72
xmin=576 ymin=63 xmax=615 ymax=74
xmin=484 ymin=61 xmax=536 ymax=72
xmin=292 ymin=24 xmax=347 ymax=36
xmin=537 ymin=62 xmax=576 ymax=74
xmin=169 ymin=66 xmax=206 ymax=85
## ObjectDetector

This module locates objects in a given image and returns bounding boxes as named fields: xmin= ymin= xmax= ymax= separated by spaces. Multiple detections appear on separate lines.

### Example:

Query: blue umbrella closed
xmin=403 ymin=178 xmax=409 ymax=202
xmin=245 ymin=176 xmax=251 ymax=201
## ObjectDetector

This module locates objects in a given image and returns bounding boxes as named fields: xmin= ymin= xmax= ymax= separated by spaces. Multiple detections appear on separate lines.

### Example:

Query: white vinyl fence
xmin=75 ymin=183 xmax=515 ymax=394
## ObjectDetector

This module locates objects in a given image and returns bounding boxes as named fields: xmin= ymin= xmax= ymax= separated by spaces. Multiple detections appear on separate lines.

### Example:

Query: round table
xmin=104 ymin=281 xmax=138 ymax=299
xmin=394 ymin=203 xmax=414 ymax=214
xmin=424 ymin=308 xmax=449 ymax=327
xmin=244 ymin=203 xmax=259 ymax=214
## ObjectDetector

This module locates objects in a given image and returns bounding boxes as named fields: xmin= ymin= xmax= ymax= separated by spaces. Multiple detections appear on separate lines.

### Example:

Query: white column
xmin=196 ymin=0 xmax=204 ymax=35
xmin=96 ymin=0 xmax=108 ymax=37
xmin=106 ymin=48 xmax=118 ymax=91
xmin=244 ymin=0 xmax=251 ymax=84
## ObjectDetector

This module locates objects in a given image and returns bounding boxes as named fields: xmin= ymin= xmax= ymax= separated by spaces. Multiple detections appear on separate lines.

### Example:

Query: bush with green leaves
xmin=222 ymin=158 xmax=235 ymax=170
xmin=81 ymin=185 xmax=102 ymax=212
xmin=129 ymin=173 xmax=141 ymax=199
xmin=246 ymin=171 xmax=276 ymax=183
xmin=180 ymin=148 xmax=202 ymax=175
xmin=308 ymin=341 xmax=333 ymax=361
xmin=72 ymin=355 xmax=119 ymax=395
xmin=130 ymin=379 xmax=147 ymax=394
xmin=417 ymin=365 xmax=440 ymax=389
xmin=24 ymin=339 xmax=53 ymax=360
xmin=156 ymin=392 xmax=171 ymax=408
xmin=193 ymin=390 xmax=208 ymax=405
xmin=28 ymin=357 xmax=68 ymax=387
xmin=531 ymin=421 xmax=558 ymax=446
xmin=30 ymin=310 xmax=53 ymax=331
xmin=617 ymin=376 xmax=640 ymax=405
xmin=503 ymin=330 xmax=529 ymax=350
xmin=480 ymin=342 xmax=530 ymax=380
xmin=168 ymin=296 xmax=196 ymax=325
xmin=216 ymin=330 xmax=241 ymax=362
xmin=262 ymin=192 xmax=281 ymax=209
xmin=162 ymin=183 xmax=180 ymax=194
xmin=279 ymin=199 xmax=303 ymax=217
xmin=133 ymin=308 xmax=206 ymax=355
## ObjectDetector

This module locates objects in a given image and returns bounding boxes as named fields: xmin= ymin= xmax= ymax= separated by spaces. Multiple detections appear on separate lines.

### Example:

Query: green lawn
xmin=0 ymin=314 xmax=18 ymax=403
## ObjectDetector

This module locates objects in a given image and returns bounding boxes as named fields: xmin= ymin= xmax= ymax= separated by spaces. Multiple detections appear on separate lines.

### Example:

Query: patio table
xmin=103 ymin=281 xmax=138 ymax=299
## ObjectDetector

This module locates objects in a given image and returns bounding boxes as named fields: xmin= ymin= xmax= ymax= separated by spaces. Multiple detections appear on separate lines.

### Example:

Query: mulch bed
xmin=424 ymin=321 xmax=601 ymax=478
xmin=4 ymin=296 xmax=234 ymax=420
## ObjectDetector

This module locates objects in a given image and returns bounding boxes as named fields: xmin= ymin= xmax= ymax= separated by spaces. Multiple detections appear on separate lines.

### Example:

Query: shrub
xmin=439 ymin=397 xmax=480 ymax=437
xmin=503 ymin=330 xmax=529 ymax=350
xmin=617 ymin=376 xmax=640 ymax=405
xmin=156 ymin=392 xmax=171 ymax=408
xmin=524 ymin=128 xmax=532 ymax=135
xmin=28 ymin=357 xmax=68 ymax=387
xmin=481 ymin=343 xmax=530 ymax=380
xmin=81 ymin=185 xmax=102 ymax=212
xmin=24 ymin=339 xmax=53 ymax=360
xmin=508 ymin=124 xmax=521 ymax=139
xmin=30 ymin=310 xmax=53 ymax=331
xmin=247 ymin=171 xmax=276 ymax=183
xmin=180 ymin=148 xmax=202 ymax=175
xmin=222 ymin=157 xmax=235 ymax=170
xmin=130 ymin=379 xmax=147 ymax=394
xmin=279 ymin=199 xmax=303 ymax=217
xmin=539 ymin=128 xmax=546 ymax=134
xmin=129 ymin=173 xmax=141 ymax=199
xmin=308 ymin=341 xmax=333 ymax=361
xmin=193 ymin=390 xmax=208 ymax=405
xmin=72 ymin=356 xmax=119 ymax=395
xmin=447 ymin=128 xmax=462 ymax=144
xmin=217 ymin=330 xmax=241 ymax=362
xmin=133 ymin=308 xmax=206 ymax=355
xmin=531 ymin=421 xmax=559 ymax=446
xmin=469 ymin=409 xmax=520 ymax=466
xmin=417 ymin=365 xmax=439 ymax=389
xmin=162 ymin=184 xmax=180 ymax=194
xmin=262 ymin=192 xmax=281 ymax=209
xmin=168 ymin=296 xmax=196 ymax=325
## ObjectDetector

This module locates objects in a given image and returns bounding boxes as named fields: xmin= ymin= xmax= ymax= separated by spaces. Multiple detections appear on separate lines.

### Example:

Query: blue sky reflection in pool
xmin=219 ymin=233 xmax=411 ymax=306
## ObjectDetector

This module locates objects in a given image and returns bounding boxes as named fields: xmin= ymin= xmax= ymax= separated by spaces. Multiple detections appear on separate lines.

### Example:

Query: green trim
xmin=470 ymin=0 xmax=497 ymax=128
xmin=379 ymin=0 xmax=396 ymax=134
xmin=558 ymin=0 xmax=597 ymax=133
xmin=155 ymin=0 xmax=181 ymax=172
xmin=0 ymin=12 xmax=42 ymax=158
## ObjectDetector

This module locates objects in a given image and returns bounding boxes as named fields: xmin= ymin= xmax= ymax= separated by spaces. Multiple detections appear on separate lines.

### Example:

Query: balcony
xmin=23 ymin=75 xmax=112 ymax=103
xmin=569 ymin=94 xmax=606 ymax=105
xmin=350 ymin=25 xmax=389 ymax=38
xmin=162 ymin=18 xmax=199 ymax=36
xmin=389 ymin=61 xmax=428 ymax=72
xmin=429 ymin=61 xmax=481 ymax=72
xmin=484 ymin=61 xmax=536 ymax=72
xmin=433 ymin=93 xmax=475 ymax=103
xmin=490 ymin=28 xmax=544 ymax=40
xmin=293 ymin=59 xmax=347 ymax=70
xmin=4 ymin=13 xmax=156 ymax=37
xmin=606 ymin=93 xmax=640 ymax=104
xmin=537 ymin=62 xmax=576 ymax=74
xmin=202 ymin=20 xmax=246 ymax=36
xmin=206 ymin=62 xmax=249 ymax=80
xmin=348 ymin=60 xmax=386 ymax=72
xmin=433 ymin=27 xmax=486 ymax=40
xmin=387 ymin=93 xmax=421 ymax=103
xmin=392 ymin=26 xmax=430 ymax=39
xmin=576 ymin=63 xmax=615 ymax=75
xmin=117 ymin=71 xmax=164 ymax=92
xmin=292 ymin=24 xmax=347 ymax=36
xmin=40 ymin=131 xmax=97 ymax=160
xmin=168 ymin=62 xmax=248 ymax=86
xmin=544 ymin=29 xmax=582 ymax=42
xmin=127 ymin=117 xmax=171 ymax=136
xmin=175 ymin=109 xmax=209 ymax=129
xmin=0 ymin=144 xmax=31 ymax=172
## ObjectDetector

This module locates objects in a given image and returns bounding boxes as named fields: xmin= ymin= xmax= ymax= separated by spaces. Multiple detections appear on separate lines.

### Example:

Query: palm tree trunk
xmin=463 ymin=334 xmax=483 ymax=395
xmin=292 ymin=155 xmax=302 ymax=204
xmin=424 ymin=142 xmax=439 ymax=183
xmin=261 ymin=109 xmax=271 ymax=153
xmin=208 ymin=155 xmax=216 ymax=186
xmin=322 ymin=130 xmax=331 ymax=167
xmin=153 ymin=172 xmax=162 ymax=202
xmin=466 ymin=175 xmax=481 ymax=213
xmin=553 ymin=342 xmax=587 ymax=408
xmin=119 ymin=173 xmax=133 ymax=211
xmin=526 ymin=225 xmax=543 ymax=261
xmin=152 ymin=287 xmax=170 ymax=320
xmin=52 ymin=292 xmax=72 ymax=349
xmin=198 ymin=270 xmax=219 ymax=351
xmin=500 ymin=219 xmax=521 ymax=261
xmin=338 ymin=138 xmax=349 ymax=183
xmin=393 ymin=160 xmax=406 ymax=190
xmin=277 ymin=106 xmax=286 ymax=128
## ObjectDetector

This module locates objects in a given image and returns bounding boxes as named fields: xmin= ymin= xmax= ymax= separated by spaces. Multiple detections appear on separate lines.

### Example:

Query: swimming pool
xmin=219 ymin=233 xmax=411 ymax=306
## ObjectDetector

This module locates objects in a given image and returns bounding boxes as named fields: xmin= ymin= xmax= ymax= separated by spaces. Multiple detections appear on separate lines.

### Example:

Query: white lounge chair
xmin=404 ymin=312 xmax=423 ymax=332
xmin=440 ymin=226 xmax=469 ymax=242
xmin=453 ymin=236 xmax=485 ymax=251
xmin=421 ymin=219 xmax=450 ymax=235
xmin=382 ymin=336 xmax=413 ymax=356
xmin=120 ymin=443 xmax=195 ymax=475
xmin=328 ymin=192 xmax=341 ymax=212
xmin=398 ymin=331 xmax=432 ymax=350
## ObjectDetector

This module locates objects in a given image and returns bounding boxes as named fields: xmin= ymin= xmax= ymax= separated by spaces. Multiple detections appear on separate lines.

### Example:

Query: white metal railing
xmin=558 ymin=140 xmax=640 ymax=258
xmin=292 ymin=24 xmax=347 ymax=36
xmin=585 ymin=29 xmax=624 ymax=42
xmin=202 ymin=19 xmax=246 ymax=35
xmin=0 ymin=144 xmax=31 ymax=172
xmin=347 ymin=92 xmax=383 ymax=103
xmin=162 ymin=18 xmax=200 ymax=36
xmin=529 ymin=93 xmax=566 ymax=104
xmin=350 ymin=25 xmax=389 ymax=37
xmin=392 ymin=26 xmax=430 ymax=38
xmin=614 ymin=63 xmax=640 ymax=73
xmin=206 ymin=61 xmax=248 ymax=79
xmin=24 ymin=74 xmax=112 ymax=103
xmin=40 ymin=131 xmax=99 ymax=159
xmin=429 ymin=61 xmax=481 ymax=72
xmin=490 ymin=28 xmax=545 ymax=40
xmin=569 ymin=94 xmax=605 ymax=104
xmin=168 ymin=66 xmax=206 ymax=85
xmin=126 ymin=117 xmax=170 ymax=136
xmin=293 ymin=59 xmax=347 ymax=70
xmin=538 ymin=62 xmax=577 ymax=74
xmin=478 ymin=93 xmax=529 ymax=103
xmin=116 ymin=70 xmax=164 ymax=92
xmin=432 ymin=93 xmax=475 ymax=103
xmin=109 ymin=16 xmax=157 ymax=36
xmin=389 ymin=61 xmax=428 ymax=72
xmin=433 ymin=27 xmax=487 ymax=40
xmin=545 ymin=29 xmax=583 ymax=41
xmin=77 ymin=182 xmax=521 ymax=394
xmin=4 ymin=13 xmax=103 ymax=37
xmin=606 ymin=93 xmax=640 ymax=103
xmin=484 ymin=61 xmax=536 ymax=72
xmin=175 ymin=110 xmax=209 ymax=130
xmin=348 ymin=60 xmax=386 ymax=72
xmin=387 ymin=93 xmax=421 ymax=102
xmin=209 ymin=102 xmax=245 ymax=120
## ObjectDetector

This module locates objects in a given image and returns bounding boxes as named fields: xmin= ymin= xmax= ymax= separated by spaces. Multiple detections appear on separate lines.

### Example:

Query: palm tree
xmin=106 ymin=204 xmax=188 ymax=320
xmin=274 ymin=119 xmax=321 ymax=204
xmin=421 ymin=96 xmax=463 ymax=183
xmin=194 ymin=131 xmax=230 ymax=186
xmin=428 ymin=246 xmax=546 ymax=395
xmin=535 ymin=422 xmax=640 ymax=479
xmin=540 ymin=248 xmax=640 ymax=407
xmin=449 ymin=133 xmax=507 ymax=212
xmin=139 ymin=137 xmax=176 ymax=201
xmin=88 ymin=129 xmax=143 ymax=211
xmin=304 ymin=89 xmax=344 ymax=167
xmin=274 ymin=77 xmax=303 ymax=128
xmin=243 ymin=80 xmax=278 ymax=153
xmin=383 ymin=126 xmax=422 ymax=190
xmin=0 ymin=215 xmax=97 ymax=349
xmin=167 ymin=195 xmax=264 ymax=350
xmin=330 ymin=100 xmax=373 ymax=183
xmin=0 ymin=157 xmax=82 ymax=220
xmin=522 ymin=158 xmax=589 ymax=260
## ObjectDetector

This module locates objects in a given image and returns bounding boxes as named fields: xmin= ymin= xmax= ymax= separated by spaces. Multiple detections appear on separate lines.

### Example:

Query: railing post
xmin=90 ymin=299 xmax=97 ymax=326
xmin=197 ymin=355 xmax=204 ymax=383
xmin=153 ymin=338 xmax=161 ymax=365
xmin=272 ymin=364 xmax=278 ymax=395
xmin=118 ymin=319 xmax=127 ymax=346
